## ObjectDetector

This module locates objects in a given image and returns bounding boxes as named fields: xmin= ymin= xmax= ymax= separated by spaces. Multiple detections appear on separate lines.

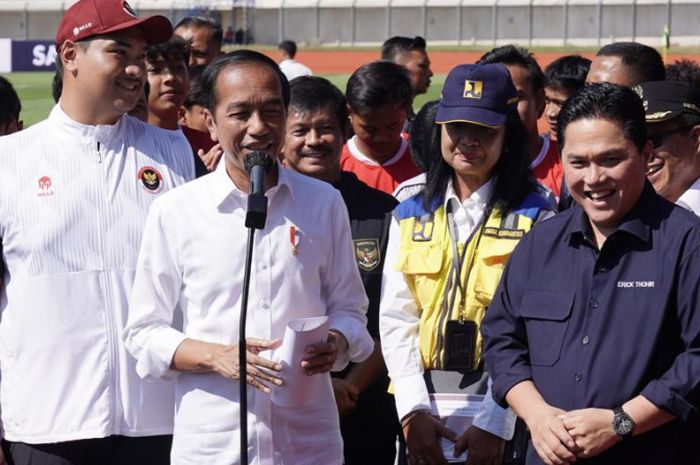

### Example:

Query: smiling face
xmin=62 ymin=27 xmax=148 ymax=125
xmin=205 ymin=63 xmax=287 ymax=189
xmin=282 ymin=106 xmax=346 ymax=183
xmin=646 ymin=119 xmax=700 ymax=203
xmin=146 ymin=55 xmax=188 ymax=126
xmin=440 ymin=121 xmax=506 ymax=196
xmin=562 ymin=117 xmax=650 ymax=243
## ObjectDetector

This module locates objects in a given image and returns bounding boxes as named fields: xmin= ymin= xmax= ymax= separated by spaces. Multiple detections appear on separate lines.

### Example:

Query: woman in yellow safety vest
xmin=380 ymin=63 xmax=553 ymax=465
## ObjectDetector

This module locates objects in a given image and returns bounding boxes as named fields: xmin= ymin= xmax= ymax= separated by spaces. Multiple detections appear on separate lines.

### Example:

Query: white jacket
xmin=0 ymin=105 xmax=194 ymax=443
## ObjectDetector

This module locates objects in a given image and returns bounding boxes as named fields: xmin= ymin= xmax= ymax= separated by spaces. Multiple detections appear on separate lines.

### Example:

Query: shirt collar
xmin=444 ymin=177 xmax=494 ymax=211
xmin=210 ymin=158 xmax=293 ymax=209
xmin=676 ymin=176 xmax=700 ymax=216
xmin=49 ymin=103 xmax=123 ymax=145
xmin=568 ymin=181 xmax=655 ymax=245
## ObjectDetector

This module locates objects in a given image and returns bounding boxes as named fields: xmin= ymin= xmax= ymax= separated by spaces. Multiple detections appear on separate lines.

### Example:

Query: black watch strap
xmin=612 ymin=406 xmax=635 ymax=439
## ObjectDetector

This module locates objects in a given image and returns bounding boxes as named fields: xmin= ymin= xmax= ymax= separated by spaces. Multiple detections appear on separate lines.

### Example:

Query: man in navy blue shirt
xmin=482 ymin=83 xmax=700 ymax=465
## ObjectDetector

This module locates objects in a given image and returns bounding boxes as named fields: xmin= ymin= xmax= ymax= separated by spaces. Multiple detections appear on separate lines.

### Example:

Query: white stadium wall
xmin=0 ymin=0 xmax=699 ymax=47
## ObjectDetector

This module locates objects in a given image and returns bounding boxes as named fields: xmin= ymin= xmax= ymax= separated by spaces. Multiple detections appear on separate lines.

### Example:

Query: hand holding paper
xmin=302 ymin=329 xmax=348 ymax=375
xmin=272 ymin=316 xmax=335 ymax=407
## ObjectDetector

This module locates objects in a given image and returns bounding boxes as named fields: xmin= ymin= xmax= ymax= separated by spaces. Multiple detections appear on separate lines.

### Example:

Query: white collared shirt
xmin=124 ymin=162 xmax=373 ymax=465
xmin=0 ymin=105 xmax=194 ymax=443
xmin=381 ymin=177 xmax=515 ymax=441
xmin=278 ymin=59 xmax=313 ymax=81
xmin=677 ymin=176 xmax=700 ymax=216
xmin=444 ymin=178 xmax=494 ymax=242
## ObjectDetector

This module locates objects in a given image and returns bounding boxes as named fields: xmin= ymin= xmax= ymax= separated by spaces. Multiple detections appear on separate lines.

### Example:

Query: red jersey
xmin=531 ymin=135 xmax=563 ymax=199
xmin=340 ymin=136 xmax=421 ymax=195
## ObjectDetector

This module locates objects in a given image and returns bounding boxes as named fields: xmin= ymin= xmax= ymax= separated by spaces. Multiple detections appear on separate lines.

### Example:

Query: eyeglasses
xmin=649 ymin=126 xmax=690 ymax=148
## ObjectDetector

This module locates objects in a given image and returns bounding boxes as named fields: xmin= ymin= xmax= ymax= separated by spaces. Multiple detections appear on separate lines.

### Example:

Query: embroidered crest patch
xmin=354 ymin=239 xmax=380 ymax=271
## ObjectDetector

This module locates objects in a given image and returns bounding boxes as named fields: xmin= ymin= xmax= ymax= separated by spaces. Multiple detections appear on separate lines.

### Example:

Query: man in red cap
xmin=0 ymin=1 xmax=194 ymax=464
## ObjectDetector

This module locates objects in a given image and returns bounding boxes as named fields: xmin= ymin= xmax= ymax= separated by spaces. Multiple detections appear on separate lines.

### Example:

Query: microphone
xmin=244 ymin=151 xmax=274 ymax=229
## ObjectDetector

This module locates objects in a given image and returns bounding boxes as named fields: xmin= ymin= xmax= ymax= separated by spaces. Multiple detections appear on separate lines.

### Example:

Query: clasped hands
xmin=210 ymin=330 xmax=347 ymax=393
xmin=527 ymin=406 xmax=621 ymax=465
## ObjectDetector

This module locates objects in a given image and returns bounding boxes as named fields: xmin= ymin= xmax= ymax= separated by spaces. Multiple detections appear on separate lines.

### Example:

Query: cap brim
xmin=645 ymin=108 xmax=682 ymax=123
xmin=101 ymin=15 xmax=173 ymax=46
xmin=434 ymin=105 xmax=506 ymax=128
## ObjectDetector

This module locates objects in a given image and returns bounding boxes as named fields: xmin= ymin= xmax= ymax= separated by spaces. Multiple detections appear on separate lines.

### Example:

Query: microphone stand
xmin=239 ymin=153 xmax=271 ymax=465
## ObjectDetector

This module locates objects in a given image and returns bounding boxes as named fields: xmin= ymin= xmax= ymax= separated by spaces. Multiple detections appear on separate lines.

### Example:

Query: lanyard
xmin=445 ymin=201 xmax=492 ymax=323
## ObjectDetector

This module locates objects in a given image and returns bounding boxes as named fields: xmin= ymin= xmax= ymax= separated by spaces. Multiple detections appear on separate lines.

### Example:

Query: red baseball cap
xmin=55 ymin=0 xmax=172 ymax=50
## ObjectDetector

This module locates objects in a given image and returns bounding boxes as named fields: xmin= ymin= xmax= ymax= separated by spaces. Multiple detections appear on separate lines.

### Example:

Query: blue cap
xmin=435 ymin=63 xmax=519 ymax=128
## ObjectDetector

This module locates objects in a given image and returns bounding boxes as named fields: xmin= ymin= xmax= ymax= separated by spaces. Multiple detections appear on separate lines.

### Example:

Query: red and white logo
xmin=38 ymin=176 xmax=55 ymax=197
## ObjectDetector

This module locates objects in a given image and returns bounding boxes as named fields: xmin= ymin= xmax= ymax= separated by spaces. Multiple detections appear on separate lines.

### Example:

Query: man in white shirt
xmin=124 ymin=50 xmax=373 ymax=465
xmin=0 ymin=1 xmax=195 ymax=464
xmin=639 ymin=81 xmax=700 ymax=215
xmin=278 ymin=40 xmax=313 ymax=81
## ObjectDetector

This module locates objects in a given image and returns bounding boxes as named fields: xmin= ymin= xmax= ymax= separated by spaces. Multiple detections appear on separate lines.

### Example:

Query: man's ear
xmin=204 ymin=108 xmax=219 ymax=142
xmin=60 ymin=41 xmax=80 ymax=75
xmin=689 ymin=124 xmax=700 ymax=151
xmin=178 ymin=106 xmax=188 ymax=127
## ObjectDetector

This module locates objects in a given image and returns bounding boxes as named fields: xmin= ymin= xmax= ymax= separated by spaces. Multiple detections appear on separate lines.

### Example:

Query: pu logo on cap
xmin=122 ymin=1 xmax=137 ymax=18
xmin=463 ymin=80 xmax=483 ymax=100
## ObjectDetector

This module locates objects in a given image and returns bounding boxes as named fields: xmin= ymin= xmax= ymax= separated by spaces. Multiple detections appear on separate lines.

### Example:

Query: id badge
xmin=443 ymin=320 xmax=477 ymax=372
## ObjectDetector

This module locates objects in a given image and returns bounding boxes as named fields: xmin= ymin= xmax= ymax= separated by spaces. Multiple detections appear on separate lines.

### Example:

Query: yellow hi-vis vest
xmin=393 ymin=192 xmax=551 ymax=370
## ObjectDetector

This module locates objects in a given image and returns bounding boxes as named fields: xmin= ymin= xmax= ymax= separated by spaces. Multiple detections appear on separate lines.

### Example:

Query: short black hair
xmin=557 ymin=83 xmax=647 ymax=153
xmin=52 ymin=71 xmax=62 ymax=103
xmin=596 ymin=42 xmax=665 ymax=85
xmin=146 ymin=35 xmax=190 ymax=66
xmin=545 ymin=55 xmax=591 ymax=94
xmin=408 ymin=100 xmax=439 ymax=172
xmin=381 ymin=36 xmax=427 ymax=62
xmin=288 ymin=76 xmax=348 ymax=133
xmin=174 ymin=16 xmax=223 ymax=47
xmin=278 ymin=40 xmax=297 ymax=59
xmin=478 ymin=45 xmax=545 ymax=93
xmin=201 ymin=50 xmax=290 ymax=114
xmin=346 ymin=61 xmax=412 ymax=112
xmin=0 ymin=75 xmax=21 ymax=125
xmin=666 ymin=59 xmax=700 ymax=89
xmin=183 ymin=65 xmax=207 ymax=109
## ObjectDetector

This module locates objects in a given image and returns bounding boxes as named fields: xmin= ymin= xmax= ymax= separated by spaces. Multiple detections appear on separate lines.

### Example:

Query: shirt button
xmin=582 ymin=336 xmax=590 ymax=345
xmin=261 ymin=301 xmax=269 ymax=309
xmin=589 ymin=299 xmax=598 ymax=309
xmin=574 ymin=372 xmax=583 ymax=382
xmin=261 ymin=263 xmax=268 ymax=270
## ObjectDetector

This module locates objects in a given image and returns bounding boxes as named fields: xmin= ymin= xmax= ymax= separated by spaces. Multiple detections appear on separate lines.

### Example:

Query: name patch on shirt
xmin=482 ymin=227 xmax=524 ymax=239
xmin=617 ymin=281 xmax=655 ymax=288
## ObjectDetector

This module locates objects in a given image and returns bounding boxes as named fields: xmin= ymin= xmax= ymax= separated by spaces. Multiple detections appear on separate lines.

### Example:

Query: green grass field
xmin=1 ymin=71 xmax=445 ymax=127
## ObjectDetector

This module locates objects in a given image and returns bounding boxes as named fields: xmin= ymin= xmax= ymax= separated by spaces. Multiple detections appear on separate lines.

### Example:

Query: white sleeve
xmin=472 ymin=377 xmax=517 ymax=440
xmin=123 ymin=198 xmax=187 ymax=380
xmin=379 ymin=215 xmax=431 ymax=420
xmin=323 ymin=192 xmax=374 ymax=371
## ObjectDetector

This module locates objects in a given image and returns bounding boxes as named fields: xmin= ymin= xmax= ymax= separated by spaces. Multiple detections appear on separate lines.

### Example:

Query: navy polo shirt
xmin=482 ymin=183 xmax=700 ymax=465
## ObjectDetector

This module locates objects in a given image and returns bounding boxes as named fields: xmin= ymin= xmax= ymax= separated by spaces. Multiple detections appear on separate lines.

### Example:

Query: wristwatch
xmin=612 ymin=407 xmax=635 ymax=439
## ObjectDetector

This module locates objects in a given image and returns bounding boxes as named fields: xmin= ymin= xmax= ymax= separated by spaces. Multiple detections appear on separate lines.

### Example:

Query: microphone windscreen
xmin=244 ymin=151 xmax=274 ymax=174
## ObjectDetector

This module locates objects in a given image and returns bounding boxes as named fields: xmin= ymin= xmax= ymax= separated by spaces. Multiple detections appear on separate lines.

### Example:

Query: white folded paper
xmin=430 ymin=393 xmax=485 ymax=463
xmin=271 ymin=316 xmax=330 ymax=408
